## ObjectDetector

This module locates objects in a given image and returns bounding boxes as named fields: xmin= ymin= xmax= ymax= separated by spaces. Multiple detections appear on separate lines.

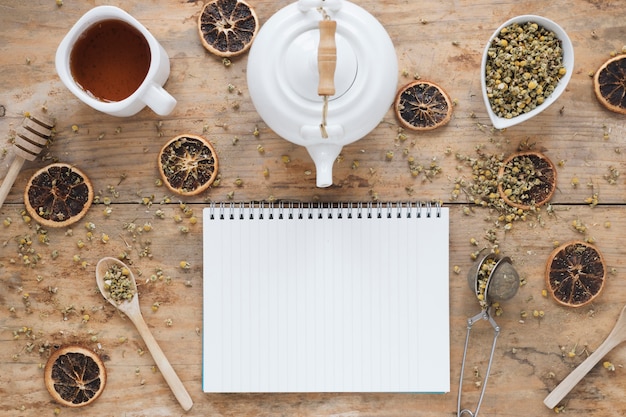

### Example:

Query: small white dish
xmin=480 ymin=15 xmax=574 ymax=129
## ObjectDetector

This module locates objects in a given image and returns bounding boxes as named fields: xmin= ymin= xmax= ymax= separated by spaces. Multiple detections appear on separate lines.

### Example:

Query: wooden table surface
xmin=2 ymin=0 xmax=626 ymax=416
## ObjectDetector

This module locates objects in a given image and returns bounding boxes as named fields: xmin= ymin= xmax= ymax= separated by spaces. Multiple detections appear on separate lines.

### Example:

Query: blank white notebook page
xmin=202 ymin=203 xmax=449 ymax=393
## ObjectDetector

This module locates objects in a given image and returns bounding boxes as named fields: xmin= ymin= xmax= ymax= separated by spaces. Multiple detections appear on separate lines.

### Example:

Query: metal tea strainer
xmin=457 ymin=250 xmax=520 ymax=417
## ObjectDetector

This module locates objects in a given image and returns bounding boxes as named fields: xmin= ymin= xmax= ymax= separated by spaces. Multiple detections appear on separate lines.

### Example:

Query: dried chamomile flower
xmin=103 ymin=264 xmax=135 ymax=303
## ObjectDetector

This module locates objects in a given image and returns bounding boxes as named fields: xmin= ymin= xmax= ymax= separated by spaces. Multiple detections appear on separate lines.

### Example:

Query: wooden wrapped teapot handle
xmin=318 ymin=19 xmax=336 ymax=96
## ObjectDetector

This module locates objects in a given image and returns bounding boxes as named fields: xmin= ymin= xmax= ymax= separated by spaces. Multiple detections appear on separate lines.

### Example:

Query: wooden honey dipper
xmin=0 ymin=112 xmax=55 ymax=210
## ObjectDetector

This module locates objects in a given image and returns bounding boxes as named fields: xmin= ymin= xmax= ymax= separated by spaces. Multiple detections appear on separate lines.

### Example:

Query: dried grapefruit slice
xmin=593 ymin=54 xmax=626 ymax=114
xmin=24 ymin=162 xmax=93 ymax=228
xmin=198 ymin=0 xmax=259 ymax=57
xmin=394 ymin=80 xmax=452 ymax=131
xmin=497 ymin=151 xmax=557 ymax=210
xmin=545 ymin=241 xmax=606 ymax=308
xmin=158 ymin=134 xmax=219 ymax=196
xmin=44 ymin=345 xmax=107 ymax=408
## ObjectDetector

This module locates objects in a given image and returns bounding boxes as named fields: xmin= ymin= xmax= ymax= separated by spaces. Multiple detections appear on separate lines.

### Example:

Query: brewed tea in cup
xmin=56 ymin=6 xmax=176 ymax=117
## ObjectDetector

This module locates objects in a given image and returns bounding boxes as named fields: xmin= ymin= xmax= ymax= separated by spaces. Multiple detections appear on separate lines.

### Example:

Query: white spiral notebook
xmin=202 ymin=202 xmax=449 ymax=393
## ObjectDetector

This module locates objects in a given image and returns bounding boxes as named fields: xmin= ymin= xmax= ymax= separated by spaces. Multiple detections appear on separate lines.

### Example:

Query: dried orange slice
xmin=24 ymin=162 xmax=93 ymax=228
xmin=497 ymin=151 xmax=557 ymax=210
xmin=594 ymin=55 xmax=626 ymax=114
xmin=158 ymin=134 xmax=219 ymax=196
xmin=44 ymin=345 xmax=107 ymax=408
xmin=394 ymin=80 xmax=452 ymax=131
xmin=198 ymin=0 xmax=259 ymax=57
xmin=545 ymin=241 xmax=606 ymax=308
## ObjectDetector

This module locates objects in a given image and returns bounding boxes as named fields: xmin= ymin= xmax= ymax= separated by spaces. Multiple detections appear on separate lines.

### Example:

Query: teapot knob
xmin=298 ymin=0 xmax=342 ymax=13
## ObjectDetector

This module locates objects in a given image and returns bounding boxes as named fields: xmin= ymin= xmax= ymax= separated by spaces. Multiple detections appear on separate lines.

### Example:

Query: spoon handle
xmin=0 ymin=156 xmax=25 ymax=210
xmin=131 ymin=313 xmax=193 ymax=411
xmin=543 ymin=333 xmax=622 ymax=409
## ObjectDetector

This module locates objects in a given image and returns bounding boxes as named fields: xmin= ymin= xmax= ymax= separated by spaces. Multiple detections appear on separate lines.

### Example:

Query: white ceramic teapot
xmin=247 ymin=0 xmax=398 ymax=187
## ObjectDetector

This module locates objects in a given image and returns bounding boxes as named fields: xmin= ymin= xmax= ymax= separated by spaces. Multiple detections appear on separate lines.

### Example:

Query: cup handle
xmin=143 ymin=83 xmax=177 ymax=116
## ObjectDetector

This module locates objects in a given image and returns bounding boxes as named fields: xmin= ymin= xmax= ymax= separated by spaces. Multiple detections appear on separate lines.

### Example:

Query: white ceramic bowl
xmin=480 ymin=15 xmax=574 ymax=129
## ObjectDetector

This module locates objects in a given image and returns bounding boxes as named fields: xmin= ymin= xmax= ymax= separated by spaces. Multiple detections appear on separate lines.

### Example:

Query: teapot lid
xmin=247 ymin=0 xmax=398 ymax=181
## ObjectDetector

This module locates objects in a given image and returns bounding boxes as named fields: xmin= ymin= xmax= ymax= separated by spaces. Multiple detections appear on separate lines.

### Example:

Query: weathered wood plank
xmin=1 ymin=1 xmax=626 ymax=416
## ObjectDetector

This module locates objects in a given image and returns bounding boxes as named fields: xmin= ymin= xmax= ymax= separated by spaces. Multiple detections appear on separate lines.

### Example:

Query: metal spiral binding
xmin=207 ymin=201 xmax=443 ymax=220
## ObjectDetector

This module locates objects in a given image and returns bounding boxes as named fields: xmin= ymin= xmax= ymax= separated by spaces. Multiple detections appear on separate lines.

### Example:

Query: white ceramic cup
xmin=55 ymin=5 xmax=176 ymax=117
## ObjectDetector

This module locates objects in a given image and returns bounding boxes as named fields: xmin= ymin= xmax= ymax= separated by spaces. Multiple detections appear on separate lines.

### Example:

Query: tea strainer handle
xmin=457 ymin=308 xmax=501 ymax=417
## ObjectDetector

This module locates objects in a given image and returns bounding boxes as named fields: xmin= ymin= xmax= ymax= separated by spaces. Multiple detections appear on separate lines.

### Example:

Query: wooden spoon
xmin=544 ymin=305 xmax=626 ymax=409
xmin=0 ymin=112 xmax=54 ymax=210
xmin=96 ymin=257 xmax=193 ymax=411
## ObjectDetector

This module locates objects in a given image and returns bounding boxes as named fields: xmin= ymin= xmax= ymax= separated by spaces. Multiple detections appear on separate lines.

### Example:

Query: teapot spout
xmin=306 ymin=143 xmax=342 ymax=187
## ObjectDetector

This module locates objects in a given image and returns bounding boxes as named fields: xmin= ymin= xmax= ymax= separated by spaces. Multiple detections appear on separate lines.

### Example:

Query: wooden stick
xmin=544 ymin=305 xmax=626 ymax=409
